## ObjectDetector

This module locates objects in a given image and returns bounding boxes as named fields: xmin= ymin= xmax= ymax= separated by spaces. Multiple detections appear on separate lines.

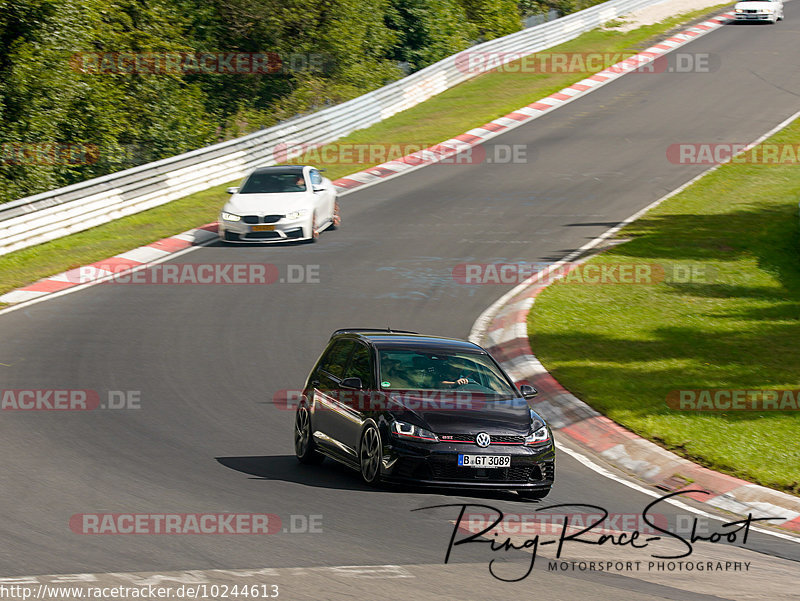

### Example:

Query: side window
xmin=309 ymin=169 xmax=323 ymax=186
xmin=343 ymin=343 xmax=374 ymax=388
xmin=318 ymin=340 xmax=355 ymax=379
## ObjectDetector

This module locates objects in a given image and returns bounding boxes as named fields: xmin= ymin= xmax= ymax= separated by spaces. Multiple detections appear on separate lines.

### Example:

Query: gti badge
xmin=475 ymin=432 xmax=491 ymax=447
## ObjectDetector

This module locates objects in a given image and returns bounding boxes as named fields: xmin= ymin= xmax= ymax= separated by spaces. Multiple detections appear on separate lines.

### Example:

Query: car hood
xmin=386 ymin=392 xmax=537 ymax=435
xmin=223 ymin=192 xmax=311 ymax=215
xmin=735 ymin=1 xmax=776 ymax=7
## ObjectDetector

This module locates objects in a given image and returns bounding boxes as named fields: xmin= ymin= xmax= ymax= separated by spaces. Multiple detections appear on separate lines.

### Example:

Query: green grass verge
xmin=528 ymin=118 xmax=800 ymax=495
xmin=0 ymin=4 xmax=731 ymax=299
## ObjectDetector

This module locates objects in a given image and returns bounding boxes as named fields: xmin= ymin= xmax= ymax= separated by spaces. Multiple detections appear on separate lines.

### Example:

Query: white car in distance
xmin=734 ymin=0 xmax=784 ymax=23
xmin=219 ymin=165 xmax=339 ymax=244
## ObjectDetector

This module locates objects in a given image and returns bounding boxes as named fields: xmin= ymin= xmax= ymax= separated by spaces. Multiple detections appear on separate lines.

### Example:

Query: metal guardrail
xmin=0 ymin=0 xmax=663 ymax=256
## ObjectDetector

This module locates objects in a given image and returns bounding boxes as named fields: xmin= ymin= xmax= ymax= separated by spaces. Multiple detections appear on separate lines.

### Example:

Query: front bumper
xmin=381 ymin=438 xmax=555 ymax=489
xmin=218 ymin=216 xmax=312 ymax=243
xmin=735 ymin=12 xmax=775 ymax=20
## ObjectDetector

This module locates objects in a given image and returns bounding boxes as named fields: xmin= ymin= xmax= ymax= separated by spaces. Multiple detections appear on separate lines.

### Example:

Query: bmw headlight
xmin=735 ymin=8 xmax=742 ymax=12
xmin=391 ymin=420 xmax=439 ymax=443
xmin=286 ymin=209 xmax=309 ymax=220
xmin=221 ymin=212 xmax=241 ymax=222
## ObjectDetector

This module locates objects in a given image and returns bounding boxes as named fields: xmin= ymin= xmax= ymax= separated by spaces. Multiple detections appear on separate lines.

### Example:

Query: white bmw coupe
xmin=734 ymin=0 xmax=784 ymax=23
xmin=219 ymin=165 xmax=340 ymax=244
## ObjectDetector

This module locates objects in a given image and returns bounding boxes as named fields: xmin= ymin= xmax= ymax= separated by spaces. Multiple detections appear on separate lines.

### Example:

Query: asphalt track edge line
xmin=469 ymin=107 xmax=800 ymax=344
xmin=555 ymin=442 xmax=800 ymax=543
xmin=323 ymin=14 xmax=734 ymax=198
xmin=470 ymin=108 xmax=800 ymax=543
xmin=0 ymin=11 xmax=735 ymax=314
xmin=0 ymin=238 xmax=217 ymax=317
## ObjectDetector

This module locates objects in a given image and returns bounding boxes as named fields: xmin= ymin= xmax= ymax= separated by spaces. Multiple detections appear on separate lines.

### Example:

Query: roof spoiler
xmin=331 ymin=328 xmax=419 ymax=337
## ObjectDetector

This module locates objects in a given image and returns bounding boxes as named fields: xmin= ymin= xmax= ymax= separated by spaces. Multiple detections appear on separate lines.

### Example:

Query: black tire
xmin=517 ymin=488 xmax=551 ymax=501
xmin=359 ymin=423 xmax=382 ymax=485
xmin=329 ymin=201 xmax=341 ymax=230
xmin=294 ymin=406 xmax=324 ymax=464
xmin=305 ymin=212 xmax=319 ymax=244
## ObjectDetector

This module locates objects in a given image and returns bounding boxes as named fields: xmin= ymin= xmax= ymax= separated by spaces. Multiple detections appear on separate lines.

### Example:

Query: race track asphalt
xmin=1 ymin=9 xmax=798 ymax=599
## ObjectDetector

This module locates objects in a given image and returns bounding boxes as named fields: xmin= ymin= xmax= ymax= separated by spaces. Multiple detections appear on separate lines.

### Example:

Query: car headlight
xmin=525 ymin=425 xmax=550 ymax=445
xmin=286 ymin=209 xmax=309 ymax=220
xmin=221 ymin=212 xmax=241 ymax=222
xmin=391 ymin=421 xmax=439 ymax=443
xmin=735 ymin=8 xmax=743 ymax=12
xmin=525 ymin=412 xmax=551 ymax=445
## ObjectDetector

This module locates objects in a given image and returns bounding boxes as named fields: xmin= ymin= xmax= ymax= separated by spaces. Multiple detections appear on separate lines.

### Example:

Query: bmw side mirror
xmin=226 ymin=187 xmax=239 ymax=194
xmin=340 ymin=377 xmax=363 ymax=390
xmin=520 ymin=384 xmax=538 ymax=399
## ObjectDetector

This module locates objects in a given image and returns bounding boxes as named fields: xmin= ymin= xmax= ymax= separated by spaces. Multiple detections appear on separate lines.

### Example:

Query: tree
xmin=385 ymin=0 xmax=477 ymax=71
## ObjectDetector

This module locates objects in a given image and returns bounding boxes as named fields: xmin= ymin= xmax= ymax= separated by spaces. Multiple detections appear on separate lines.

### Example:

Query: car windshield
xmin=240 ymin=172 xmax=306 ymax=193
xmin=378 ymin=349 xmax=517 ymax=397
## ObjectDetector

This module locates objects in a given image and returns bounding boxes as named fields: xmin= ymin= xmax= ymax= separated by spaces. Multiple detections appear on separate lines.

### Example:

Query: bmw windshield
xmin=240 ymin=172 xmax=306 ymax=193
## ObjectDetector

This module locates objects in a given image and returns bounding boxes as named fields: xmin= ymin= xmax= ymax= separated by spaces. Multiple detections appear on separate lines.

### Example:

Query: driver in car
xmin=440 ymin=364 xmax=475 ymax=388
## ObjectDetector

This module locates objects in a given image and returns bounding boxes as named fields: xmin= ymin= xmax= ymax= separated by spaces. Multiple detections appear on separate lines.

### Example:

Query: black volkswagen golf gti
xmin=294 ymin=329 xmax=555 ymax=499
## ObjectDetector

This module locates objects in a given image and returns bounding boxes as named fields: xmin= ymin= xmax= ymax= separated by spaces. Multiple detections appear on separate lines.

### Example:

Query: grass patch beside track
xmin=528 ymin=117 xmax=800 ymax=495
xmin=0 ymin=4 xmax=731 ymax=297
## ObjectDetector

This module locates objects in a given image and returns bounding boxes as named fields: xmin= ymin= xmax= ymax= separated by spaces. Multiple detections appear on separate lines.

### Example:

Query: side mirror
xmin=520 ymin=384 xmax=538 ymax=399
xmin=226 ymin=187 xmax=239 ymax=194
xmin=340 ymin=377 xmax=363 ymax=390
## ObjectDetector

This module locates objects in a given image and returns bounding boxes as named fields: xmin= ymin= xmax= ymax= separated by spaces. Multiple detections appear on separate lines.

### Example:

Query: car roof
xmin=250 ymin=165 xmax=307 ymax=175
xmin=330 ymin=329 xmax=486 ymax=353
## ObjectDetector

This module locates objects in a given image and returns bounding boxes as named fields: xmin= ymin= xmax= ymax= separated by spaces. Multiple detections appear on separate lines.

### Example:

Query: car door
xmin=309 ymin=168 xmax=334 ymax=222
xmin=309 ymin=338 xmax=355 ymax=455
xmin=327 ymin=341 xmax=376 ymax=458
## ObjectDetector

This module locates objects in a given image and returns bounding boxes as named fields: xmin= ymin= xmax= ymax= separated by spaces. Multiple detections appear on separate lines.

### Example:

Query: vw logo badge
xmin=475 ymin=432 xmax=491 ymax=448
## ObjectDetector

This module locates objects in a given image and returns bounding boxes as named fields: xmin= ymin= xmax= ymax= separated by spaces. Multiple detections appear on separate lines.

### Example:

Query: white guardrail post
xmin=0 ymin=0 xmax=666 ymax=256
